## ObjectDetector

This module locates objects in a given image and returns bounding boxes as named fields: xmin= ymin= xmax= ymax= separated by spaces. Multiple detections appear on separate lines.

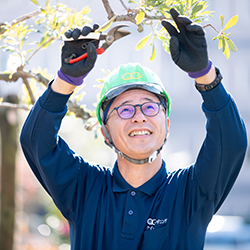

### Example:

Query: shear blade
xmin=114 ymin=29 xmax=131 ymax=41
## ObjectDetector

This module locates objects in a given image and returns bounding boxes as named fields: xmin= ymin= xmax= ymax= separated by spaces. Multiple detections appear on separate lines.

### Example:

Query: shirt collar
xmin=112 ymin=160 xmax=167 ymax=196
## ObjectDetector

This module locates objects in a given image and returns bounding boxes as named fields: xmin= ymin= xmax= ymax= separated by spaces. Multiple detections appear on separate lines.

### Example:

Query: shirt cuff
xmin=199 ymin=83 xmax=230 ymax=111
xmin=39 ymin=80 xmax=72 ymax=113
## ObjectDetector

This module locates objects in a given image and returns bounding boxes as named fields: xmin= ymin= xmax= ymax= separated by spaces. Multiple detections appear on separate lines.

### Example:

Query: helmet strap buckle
xmin=148 ymin=151 xmax=158 ymax=164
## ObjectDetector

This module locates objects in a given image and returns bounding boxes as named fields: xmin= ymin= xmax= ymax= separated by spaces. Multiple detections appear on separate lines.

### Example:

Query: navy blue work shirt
xmin=20 ymin=78 xmax=247 ymax=250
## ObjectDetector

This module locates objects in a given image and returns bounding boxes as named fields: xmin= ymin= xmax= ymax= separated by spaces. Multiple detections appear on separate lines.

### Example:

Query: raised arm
xmin=161 ymin=8 xmax=247 ymax=216
xmin=20 ymin=25 xmax=100 ymax=218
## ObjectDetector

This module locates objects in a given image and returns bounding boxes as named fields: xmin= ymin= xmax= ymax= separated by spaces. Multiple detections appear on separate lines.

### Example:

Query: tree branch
xmin=0 ymin=10 xmax=41 ymax=35
xmin=114 ymin=14 xmax=137 ymax=24
xmin=67 ymin=101 xmax=91 ymax=121
xmin=0 ymin=102 xmax=31 ymax=111
xmin=0 ymin=70 xmax=93 ymax=123
xmin=22 ymin=77 xmax=36 ymax=105
xmin=0 ymin=70 xmax=49 ymax=87
xmin=101 ymin=0 xmax=115 ymax=19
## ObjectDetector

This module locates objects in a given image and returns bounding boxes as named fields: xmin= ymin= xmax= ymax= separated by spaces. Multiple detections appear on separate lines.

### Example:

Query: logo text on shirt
xmin=146 ymin=217 xmax=168 ymax=230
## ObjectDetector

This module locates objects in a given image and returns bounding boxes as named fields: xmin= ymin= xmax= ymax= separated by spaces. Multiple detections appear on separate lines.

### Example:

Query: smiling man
xmin=20 ymin=9 xmax=247 ymax=250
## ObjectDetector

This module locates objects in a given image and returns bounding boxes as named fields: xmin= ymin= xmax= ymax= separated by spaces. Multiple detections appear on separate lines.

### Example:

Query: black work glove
xmin=60 ymin=24 xmax=100 ymax=78
xmin=161 ymin=8 xmax=209 ymax=73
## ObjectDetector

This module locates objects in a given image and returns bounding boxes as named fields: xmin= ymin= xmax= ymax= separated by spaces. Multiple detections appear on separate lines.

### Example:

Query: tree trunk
xmin=0 ymin=95 xmax=18 ymax=250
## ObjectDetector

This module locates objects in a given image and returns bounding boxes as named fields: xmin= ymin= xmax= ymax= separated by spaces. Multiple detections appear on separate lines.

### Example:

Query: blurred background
xmin=0 ymin=0 xmax=249 ymax=249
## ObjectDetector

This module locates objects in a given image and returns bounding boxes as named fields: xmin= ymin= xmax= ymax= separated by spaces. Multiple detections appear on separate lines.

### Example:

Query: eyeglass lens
xmin=117 ymin=102 xmax=160 ymax=119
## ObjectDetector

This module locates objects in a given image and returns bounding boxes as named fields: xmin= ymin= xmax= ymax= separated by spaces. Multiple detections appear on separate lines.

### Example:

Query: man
xmin=20 ymin=8 xmax=247 ymax=250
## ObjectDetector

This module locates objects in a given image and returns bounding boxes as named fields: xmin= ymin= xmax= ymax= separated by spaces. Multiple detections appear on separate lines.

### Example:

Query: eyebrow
xmin=120 ymin=97 xmax=155 ymax=106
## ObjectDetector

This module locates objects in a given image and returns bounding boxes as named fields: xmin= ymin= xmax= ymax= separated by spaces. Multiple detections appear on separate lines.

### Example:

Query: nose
xmin=131 ymin=106 xmax=147 ymax=123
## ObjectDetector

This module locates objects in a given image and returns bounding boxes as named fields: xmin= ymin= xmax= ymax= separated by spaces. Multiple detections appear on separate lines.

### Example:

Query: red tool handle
xmin=69 ymin=47 xmax=105 ymax=64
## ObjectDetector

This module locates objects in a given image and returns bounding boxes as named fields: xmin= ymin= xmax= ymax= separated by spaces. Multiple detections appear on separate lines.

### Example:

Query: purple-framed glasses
xmin=106 ymin=102 xmax=164 ymax=121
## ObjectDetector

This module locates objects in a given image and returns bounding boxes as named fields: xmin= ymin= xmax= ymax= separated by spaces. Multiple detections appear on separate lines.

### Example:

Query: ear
xmin=101 ymin=126 xmax=110 ymax=144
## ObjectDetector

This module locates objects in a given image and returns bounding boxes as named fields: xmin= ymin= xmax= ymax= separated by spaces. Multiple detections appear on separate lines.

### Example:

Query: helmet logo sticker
xmin=122 ymin=72 xmax=143 ymax=81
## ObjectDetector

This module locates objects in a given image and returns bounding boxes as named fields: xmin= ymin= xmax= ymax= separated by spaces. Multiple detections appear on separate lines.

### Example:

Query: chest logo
xmin=146 ymin=217 xmax=168 ymax=230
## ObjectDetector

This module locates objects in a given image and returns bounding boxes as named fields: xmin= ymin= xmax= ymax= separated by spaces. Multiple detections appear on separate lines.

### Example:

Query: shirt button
xmin=131 ymin=191 xmax=136 ymax=196
xmin=128 ymin=210 xmax=134 ymax=216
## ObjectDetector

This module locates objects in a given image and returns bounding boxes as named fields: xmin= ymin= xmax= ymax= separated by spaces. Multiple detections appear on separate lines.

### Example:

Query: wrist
xmin=58 ymin=69 xmax=88 ymax=86
xmin=195 ymin=67 xmax=222 ymax=92
xmin=52 ymin=76 xmax=76 ymax=95
xmin=195 ymin=65 xmax=217 ymax=85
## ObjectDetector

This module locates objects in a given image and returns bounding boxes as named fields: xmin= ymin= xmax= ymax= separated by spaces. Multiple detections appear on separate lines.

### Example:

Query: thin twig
xmin=119 ymin=0 xmax=128 ymax=11
xmin=84 ymin=120 xmax=99 ymax=131
xmin=22 ymin=77 xmax=36 ymax=105
xmin=25 ymin=37 xmax=55 ymax=66
xmin=11 ymin=10 xmax=41 ymax=26
xmin=203 ymin=23 xmax=220 ymax=34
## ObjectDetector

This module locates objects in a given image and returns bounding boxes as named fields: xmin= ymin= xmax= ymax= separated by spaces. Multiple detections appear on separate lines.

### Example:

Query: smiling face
xmin=103 ymin=89 xmax=169 ymax=160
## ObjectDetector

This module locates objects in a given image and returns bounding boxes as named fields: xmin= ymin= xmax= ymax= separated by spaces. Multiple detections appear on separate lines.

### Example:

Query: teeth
xmin=130 ymin=130 xmax=150 ymax=137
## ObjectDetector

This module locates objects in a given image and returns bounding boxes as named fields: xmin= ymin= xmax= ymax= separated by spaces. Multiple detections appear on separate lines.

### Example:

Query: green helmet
xmin=96 ymin=63 xmax=171 ymax=125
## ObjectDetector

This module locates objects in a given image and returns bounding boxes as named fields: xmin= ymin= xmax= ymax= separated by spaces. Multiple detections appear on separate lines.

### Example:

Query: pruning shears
xmin=63 ymin=24 xmax=131 ymax=64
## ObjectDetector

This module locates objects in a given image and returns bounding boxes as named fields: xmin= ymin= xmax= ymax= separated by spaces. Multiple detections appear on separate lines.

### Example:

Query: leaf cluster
xmin=132 ymin=0 xmax=237 ymax=60
xmin=0 ymin=0 xmax=91 ymax=68
xmin=212 ymin=14 xmax=238 ymax=59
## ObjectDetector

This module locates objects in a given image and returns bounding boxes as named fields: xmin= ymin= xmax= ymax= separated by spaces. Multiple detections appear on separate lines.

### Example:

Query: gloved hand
xmin=59 ymin=24 xmax=100 ymax=85
xmin=162 ymin=8 xmax=211 ymax=77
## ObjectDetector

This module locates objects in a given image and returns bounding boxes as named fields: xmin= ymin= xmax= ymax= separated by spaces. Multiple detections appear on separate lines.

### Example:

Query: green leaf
xmin=26 ymin=48 xmax=34 ymax=54
xmin=136 ymin=11 xmax=145 ymax=25
xmin=220 ymin=14 xmax=224 ymax=27
xmin=222 ymin=38 xmax=230 ymax=59
xmin=38 ymin=35 xmax=48 ymax=47
xmin=163 ymin=41 xmax=170 ymax=53
xmin=191 ymin=3 xmax=203 ymax=16
xmin=95 ymin=15 xmax=116 ymax=33
xmin=223 ymin=15 xmax=239 ymax=31
xmin=157 ymin=35 xmax=167 ymax=42
xmin=226 ymin=38 xmax=237 ymax=52
xmin=31 ymin=0 xmax=40 ymax=5
xmin=190 ymin=0 xmax=199 ymax=7
xmin=136 ymin=33 xmax=151 ymax=50
xmin=218 ymin=37 xmax=223 ymax=50
xmin=4 ymin=47 xmax=16 ymax=53
xmin=150 ymin=44 xmax=156 ymax=61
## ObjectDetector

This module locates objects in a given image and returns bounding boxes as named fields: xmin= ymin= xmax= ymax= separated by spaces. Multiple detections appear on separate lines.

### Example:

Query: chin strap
xmin=102 ymin=125 xmax=166 ymax=165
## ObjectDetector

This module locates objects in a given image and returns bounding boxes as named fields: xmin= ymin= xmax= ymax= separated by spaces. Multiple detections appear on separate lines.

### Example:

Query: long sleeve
xmin=179 ymin=80 xmax=247 ymax=248
xmin=183 ymin=81 xmax=247 ymax=228
xmin=196 ymin=82 xmax=247 ymax=210
xmin=20 ymin=82 xmax=90 ymax=219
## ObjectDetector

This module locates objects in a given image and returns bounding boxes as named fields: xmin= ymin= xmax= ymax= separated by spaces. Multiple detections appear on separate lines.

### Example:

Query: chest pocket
xmin=141 ymin=225 xmax=169 ymax=250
